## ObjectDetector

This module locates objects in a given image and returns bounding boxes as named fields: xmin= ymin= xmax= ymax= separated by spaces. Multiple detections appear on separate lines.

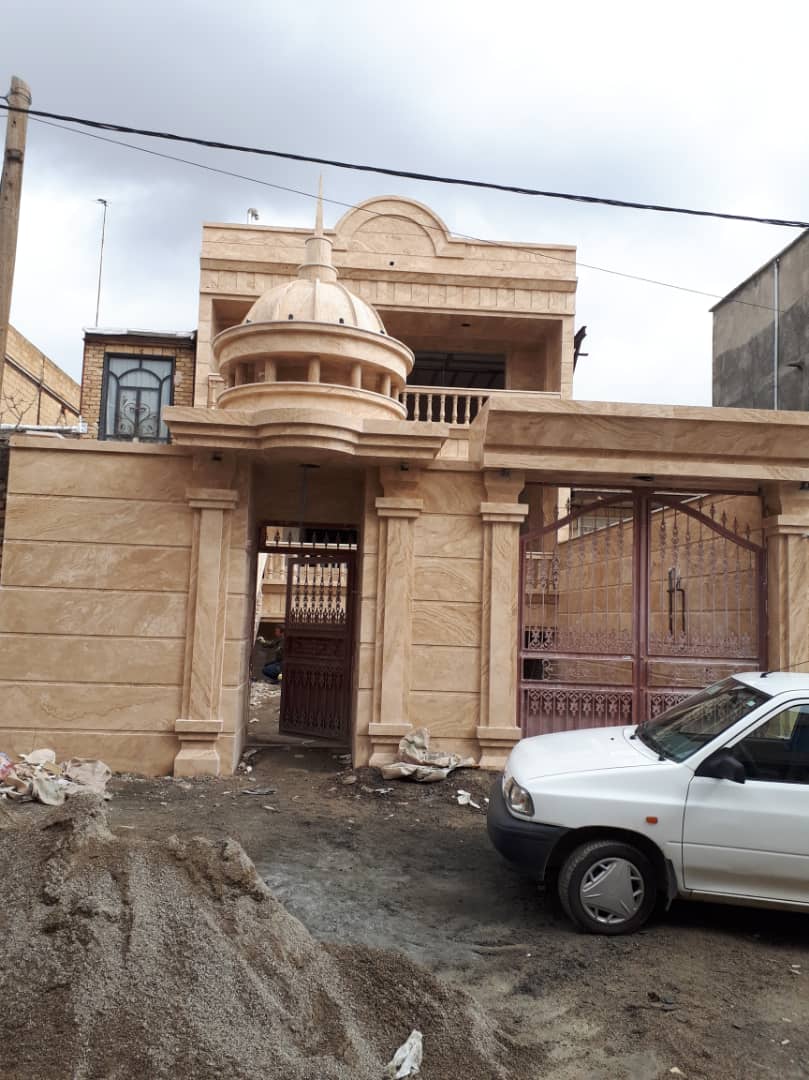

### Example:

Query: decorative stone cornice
xmin=375 ymin=496 xmax=423 ymax=519
xmin=480 ymin=501 xmax=529 ymax=524
xmin=185 ymin=487 xmax=239 ymax=511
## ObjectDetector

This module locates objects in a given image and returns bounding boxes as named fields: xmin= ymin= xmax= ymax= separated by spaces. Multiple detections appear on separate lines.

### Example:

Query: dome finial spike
xmin=315 ymin=174 xmax=324 ymax=238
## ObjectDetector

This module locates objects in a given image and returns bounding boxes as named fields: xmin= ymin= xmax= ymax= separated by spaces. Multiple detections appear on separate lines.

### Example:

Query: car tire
xmin=558 ymin=839 xmax=657 ymax=935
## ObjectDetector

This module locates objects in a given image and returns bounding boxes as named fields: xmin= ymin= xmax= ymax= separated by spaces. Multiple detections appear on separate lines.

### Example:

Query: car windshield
xmin=636 ymin=678 xmax=770 ymax=762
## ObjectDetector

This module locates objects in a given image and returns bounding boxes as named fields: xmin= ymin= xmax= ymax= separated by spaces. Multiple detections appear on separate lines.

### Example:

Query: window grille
xmin=100 ymin=354 xmax=174 ymax=442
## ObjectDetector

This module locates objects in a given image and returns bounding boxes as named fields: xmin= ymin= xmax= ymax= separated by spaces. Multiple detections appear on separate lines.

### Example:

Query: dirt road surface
xmin=102 ymin=706 xmax=809 ymax=1080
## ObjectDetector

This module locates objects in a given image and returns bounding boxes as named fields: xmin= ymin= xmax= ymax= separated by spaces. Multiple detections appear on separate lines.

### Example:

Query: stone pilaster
xmin=763 ymin=482 xmax=809 ymax=671
xmin=174 ymin=486 xmax=238 ymax=777
xmin=477 ymin=470 xmax=527 ymax=769
xmin=367 ymin=467 xmax=422 ymax=766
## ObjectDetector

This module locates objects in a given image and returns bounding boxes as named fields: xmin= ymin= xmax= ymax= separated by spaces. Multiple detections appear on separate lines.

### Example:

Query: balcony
xmin=399 ymin=386 xmax=559 ymax=426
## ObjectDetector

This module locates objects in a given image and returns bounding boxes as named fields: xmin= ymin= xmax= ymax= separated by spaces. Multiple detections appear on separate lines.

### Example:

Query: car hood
xmin=509 ymin=725 xmax=656 ymax=782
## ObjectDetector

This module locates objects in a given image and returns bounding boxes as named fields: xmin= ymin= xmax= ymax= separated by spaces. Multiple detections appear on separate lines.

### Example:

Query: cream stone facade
xmin=3 ymin=196 xmax=809 ymax=777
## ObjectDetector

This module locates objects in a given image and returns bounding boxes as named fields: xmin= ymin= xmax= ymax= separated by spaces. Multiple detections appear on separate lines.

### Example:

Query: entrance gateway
xmin=520 ymin=489 xmax=767 ymax=737
xmin=260 ymin=525 xmax=357 ymax=743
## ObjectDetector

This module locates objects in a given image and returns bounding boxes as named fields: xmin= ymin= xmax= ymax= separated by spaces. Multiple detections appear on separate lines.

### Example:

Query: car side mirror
xmin=696 ymin=750 xmax=746 ymax=784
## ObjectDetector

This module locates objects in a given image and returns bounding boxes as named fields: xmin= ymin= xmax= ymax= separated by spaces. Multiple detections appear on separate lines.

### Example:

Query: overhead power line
xmin=2 ymin=101 xmax=809 ymax=229
xmin=24 ymin=113 xmax=786 ymax=314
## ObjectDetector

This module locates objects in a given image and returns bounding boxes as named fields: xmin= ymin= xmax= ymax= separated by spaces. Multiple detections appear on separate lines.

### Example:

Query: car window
xmin=641 ymin=679 xmax=770 ymax=762
xmin=732 ymin=704 xmax=809 ymax=784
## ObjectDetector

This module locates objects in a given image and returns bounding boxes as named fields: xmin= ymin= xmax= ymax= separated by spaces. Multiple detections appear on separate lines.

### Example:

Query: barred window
xmin=101 ymin=355 xmax=174 ymax=442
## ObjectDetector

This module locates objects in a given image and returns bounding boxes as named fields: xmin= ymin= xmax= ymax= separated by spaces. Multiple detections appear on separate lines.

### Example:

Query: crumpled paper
xmin=0 ymin=750 xmax=112 ymax=805
xmin=380 ymin=728 xmax=477 ymax=783
xmin=386 ymin=1029 xmax=423 ymax=1078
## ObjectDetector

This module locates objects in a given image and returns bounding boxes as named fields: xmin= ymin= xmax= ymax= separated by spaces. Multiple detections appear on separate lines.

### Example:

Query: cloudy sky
xmin=4 ymin=0 xmax=808 ymax=403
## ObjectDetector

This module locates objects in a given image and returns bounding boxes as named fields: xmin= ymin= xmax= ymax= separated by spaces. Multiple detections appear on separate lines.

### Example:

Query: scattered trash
xmin=669 ymin=1070 xmax=684 ymax=1077
xmin=20 ymin=748 xmax=56 ymax=766
xmin=238 ymin=749 xmax=259 ymax=774
xmin=262 ymin=805 xmax=279 ymax=812
xmin=242 ymin=787 xmax=277 ymax=796
xmin=63 ymin=759 xmax=112 ymax=796
xmin=456 ymin=789 xmax=481 ymax=810
xmin=386 ymin=1029 xmax=423 ymax=1078
xmin=0 ymin=750 xmax=112 ymax=806
xmin=341 ymin=774 xmax=358 ymax=786
xmin=374 ymin=787 xmax=394 ymax=796
xmin=381 ymin=728 xmax=477 ymax=783
xmin=30 ymin=773 xmax=66 ymax=807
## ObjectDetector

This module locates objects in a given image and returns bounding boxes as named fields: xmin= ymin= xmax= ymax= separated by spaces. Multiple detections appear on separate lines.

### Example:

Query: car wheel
xmin=558 ymin=839 xmax=657 ymax=935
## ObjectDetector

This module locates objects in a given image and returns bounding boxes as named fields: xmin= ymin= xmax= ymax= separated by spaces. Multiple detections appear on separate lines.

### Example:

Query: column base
xmin=476 ymin=725 xmax=522 ymax=770
xmin=174 ymin=718 xmax=223 ymax=777
xmin=367 ymin=721 xmax=412 ymax=766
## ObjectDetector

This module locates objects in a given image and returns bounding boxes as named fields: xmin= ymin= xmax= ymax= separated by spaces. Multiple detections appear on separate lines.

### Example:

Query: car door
xmin=682 ymin=702 xmax=809 ymax=903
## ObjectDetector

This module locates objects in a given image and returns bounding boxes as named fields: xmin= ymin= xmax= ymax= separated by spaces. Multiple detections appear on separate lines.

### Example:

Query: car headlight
xmin=502 ymin=774 xmax=534 ymax=818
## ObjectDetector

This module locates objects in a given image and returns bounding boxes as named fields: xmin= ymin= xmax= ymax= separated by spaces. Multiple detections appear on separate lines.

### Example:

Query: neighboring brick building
xmin=80 ymin=329 xmax=197 ymax=440
xmin=1 ymin=325 xmax=80 ymax=427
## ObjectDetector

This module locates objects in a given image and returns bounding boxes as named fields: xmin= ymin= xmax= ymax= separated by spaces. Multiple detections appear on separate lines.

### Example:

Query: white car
xmin=487 ymin=673 xmax=809 ymax=934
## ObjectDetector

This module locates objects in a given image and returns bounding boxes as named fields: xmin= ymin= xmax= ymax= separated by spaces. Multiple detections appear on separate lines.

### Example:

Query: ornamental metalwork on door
xmin=261 ymin=526 xmax=357 ymax=742
xmin=520 ymin=490 xmax=767 ymax=737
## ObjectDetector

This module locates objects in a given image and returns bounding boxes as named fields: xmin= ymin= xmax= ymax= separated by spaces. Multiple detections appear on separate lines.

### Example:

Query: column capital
xmin=483 ymin=468 xmax=525 ymax=503
xmin=186 ymin=487 xmax=239 ymax=511
xmin=764 ymin=517 xmax=809 ymax=537
xmin=480 ymin=501 xmax=529 ymax=524
xmin=375 ymin=496 xmax=423 ymax=519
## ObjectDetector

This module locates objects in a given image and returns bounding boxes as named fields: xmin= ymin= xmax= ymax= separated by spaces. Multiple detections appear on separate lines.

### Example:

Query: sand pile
xmin=0 ymin=796 xmax=535 ymax=1079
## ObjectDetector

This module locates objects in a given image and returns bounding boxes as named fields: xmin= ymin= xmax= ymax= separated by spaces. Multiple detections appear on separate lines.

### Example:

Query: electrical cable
xmin=3 ymin=100 xmax=809 ymax=229
xmin=24 ymin=113 xmax=786 ymax=314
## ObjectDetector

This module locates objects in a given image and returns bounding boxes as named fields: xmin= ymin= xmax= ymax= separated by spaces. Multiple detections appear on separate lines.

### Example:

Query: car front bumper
xmin=486 ymin=777 xmax=568 ymax=881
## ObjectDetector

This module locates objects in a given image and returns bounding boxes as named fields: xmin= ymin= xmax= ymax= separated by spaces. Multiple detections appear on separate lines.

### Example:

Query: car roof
xmin=733 ymin=671 xmax=809 ymax=696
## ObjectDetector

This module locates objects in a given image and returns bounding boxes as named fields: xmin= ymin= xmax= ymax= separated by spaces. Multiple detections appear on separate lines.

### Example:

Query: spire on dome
xmin=299 ymin=176 xmax=337 ymax=283
xmin=314 ymin=174 xmax=324 ymax=237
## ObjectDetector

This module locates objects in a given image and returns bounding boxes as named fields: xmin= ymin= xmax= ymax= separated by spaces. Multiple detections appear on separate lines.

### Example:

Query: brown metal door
xmin=520 ymin=492 xmax=637 ymax=737
xmin=519 ymin=489 xmax=766 ymax=737
xmin=642 ymin=494 xmax=766 ymax=718
xmin=279 ymin=553 xmax=355 ymax=741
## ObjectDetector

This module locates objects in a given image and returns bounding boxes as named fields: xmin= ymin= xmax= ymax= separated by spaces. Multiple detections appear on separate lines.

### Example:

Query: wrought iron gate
xmin=260 ymin=525 xmax=357 ymax=742
xmin=520 ymin=490 xmax=766 ymax=737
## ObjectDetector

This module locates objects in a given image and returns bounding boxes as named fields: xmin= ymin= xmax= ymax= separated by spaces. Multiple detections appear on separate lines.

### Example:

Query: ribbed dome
xmin=245 ymin=276 xmax=385 ymax=333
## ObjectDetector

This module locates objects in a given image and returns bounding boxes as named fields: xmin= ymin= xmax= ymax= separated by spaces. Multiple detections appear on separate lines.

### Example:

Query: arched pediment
xmin=334 ymin=196 xmax=453 ymax=257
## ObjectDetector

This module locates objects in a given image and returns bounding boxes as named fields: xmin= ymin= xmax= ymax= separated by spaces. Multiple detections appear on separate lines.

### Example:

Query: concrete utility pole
xmin=0 ymin=76 xmax=31 ymax=400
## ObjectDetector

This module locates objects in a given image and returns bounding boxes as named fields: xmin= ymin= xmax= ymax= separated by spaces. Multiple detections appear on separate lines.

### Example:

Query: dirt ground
xmin=70 ymin=684 xmax=809 ymax=1078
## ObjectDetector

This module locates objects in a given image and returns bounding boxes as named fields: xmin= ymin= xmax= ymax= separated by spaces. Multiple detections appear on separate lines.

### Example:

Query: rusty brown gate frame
xmin=519 ymin=490 xmax=767 ymax=737
xmin=259 ymin=525 xmax=358 ymax=744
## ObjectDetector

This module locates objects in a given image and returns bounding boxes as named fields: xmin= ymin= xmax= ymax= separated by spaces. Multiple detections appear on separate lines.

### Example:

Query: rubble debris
xmin=0 ymin=750 xmax=112 ymax=806
xmin=386 ymin=1029 xmax=423 ymax=1078
xmin=0 ymin=796 xmax=523 ymax=1079
xmin=381 ymin=728 xmax=478 ymax=783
